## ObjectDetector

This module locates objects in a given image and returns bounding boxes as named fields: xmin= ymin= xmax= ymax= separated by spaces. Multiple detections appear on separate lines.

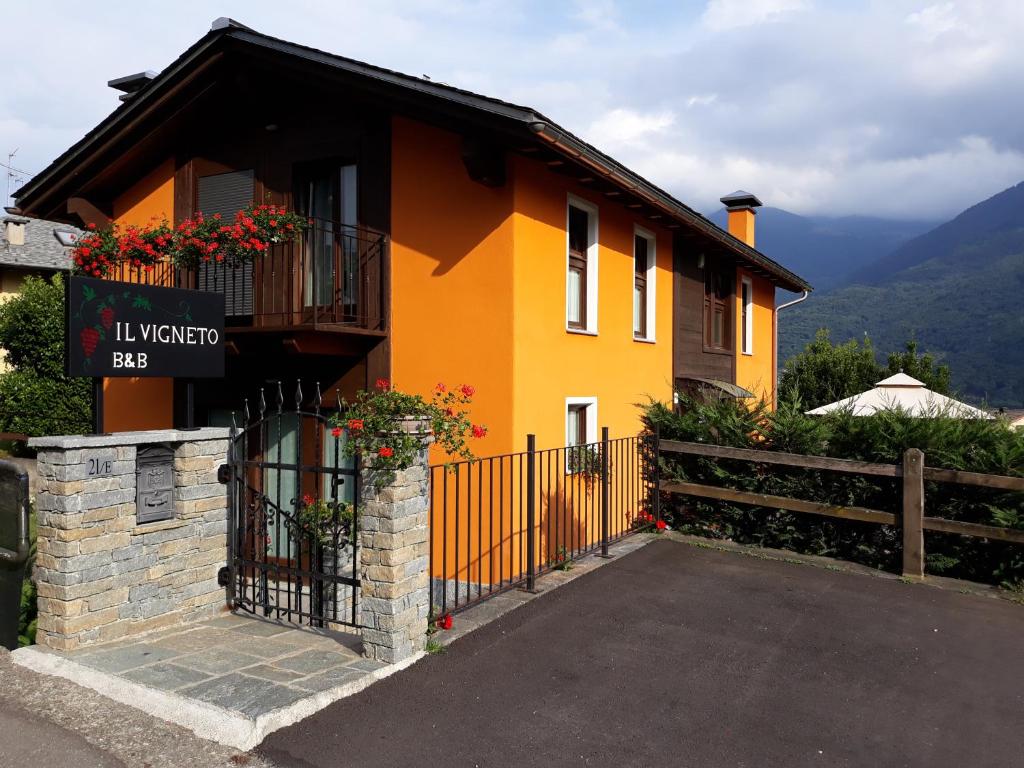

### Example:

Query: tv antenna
xmin=4 ymin=149 xmax=30 ymax=208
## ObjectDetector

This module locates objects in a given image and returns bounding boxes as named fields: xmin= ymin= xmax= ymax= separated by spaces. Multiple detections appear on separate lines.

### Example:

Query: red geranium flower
xmin=435 ymin=382 xmax=447 ymax=392
xmin=347 ymin=418 xmax=364 ymax=431
xmin=331 ymin=426 xmax=342 ymax=438
xmin=378 ymin=446 xmax=394 ymax=458
xmin=376 ymin=378 xmax=390 ymax=390
xmin=437 ymin=613 xmax=453 ymax=630
xmin=302 ymin=493 xmax=315 ymax=506
xmin=460 ymin=384 xmax=475 ymax=397
xmin=471 ymin=424 xmax=487 ymax=439
xmin=655 ymin=520 xmax=667 ymax=531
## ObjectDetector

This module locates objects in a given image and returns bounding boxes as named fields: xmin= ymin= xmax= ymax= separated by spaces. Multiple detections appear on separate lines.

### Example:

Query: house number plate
xmin=86 ymin=456 xmax=114 ymax=477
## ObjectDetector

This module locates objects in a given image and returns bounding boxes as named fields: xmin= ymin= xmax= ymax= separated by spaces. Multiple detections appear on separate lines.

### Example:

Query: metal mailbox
xmin=137 ymin=445 xmax=175 ymax=524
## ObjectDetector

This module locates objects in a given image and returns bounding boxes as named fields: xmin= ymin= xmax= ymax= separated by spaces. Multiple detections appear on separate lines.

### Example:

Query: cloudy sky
xmin=3 ymin=0 xmax=1023 ymax=220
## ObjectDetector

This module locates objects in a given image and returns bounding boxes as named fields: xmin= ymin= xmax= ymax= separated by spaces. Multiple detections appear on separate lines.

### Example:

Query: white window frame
xmin=565 ymin=396 xmax=598 ymax=446
xmin=741 ymin=276 xmax=753 ymax=356
xmin=566 ymin=194 xmax=599 ymax=335
xmin=632 ymin=225 xmax=657 ymax=342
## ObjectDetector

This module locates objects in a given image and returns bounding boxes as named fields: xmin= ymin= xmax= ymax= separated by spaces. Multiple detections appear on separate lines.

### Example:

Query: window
xmin=567 ymin=404 xmax=587 ymax=446
xmin=633 ymin=227 xmax=656 ymax=341
xmin=566 ymin=196 xmax=598 ymax=333
xmin=741 ymin=276 xmax=753 ymax=355
xmin=196 ymin=169 xmax=254 ymax=317
xmin=703 ymin=258 xmax=733 ymax=351
xmin=565 ymin=397 xmax=597 ymax=446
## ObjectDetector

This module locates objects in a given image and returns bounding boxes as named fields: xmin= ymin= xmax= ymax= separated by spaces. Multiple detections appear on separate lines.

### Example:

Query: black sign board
xmin=67 ymin=277 xmax=225 ymax=378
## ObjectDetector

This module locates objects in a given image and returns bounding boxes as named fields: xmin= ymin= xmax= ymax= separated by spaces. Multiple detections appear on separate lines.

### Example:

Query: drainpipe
xmin=773 ymin=290 xmax=809 ymax=407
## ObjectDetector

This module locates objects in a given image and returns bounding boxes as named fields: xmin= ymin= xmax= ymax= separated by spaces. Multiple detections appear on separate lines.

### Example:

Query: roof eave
xmin=528 ymin=121 xmax=811 ymax=293
xmin=14 ymin=28 xmax=229 ymax=212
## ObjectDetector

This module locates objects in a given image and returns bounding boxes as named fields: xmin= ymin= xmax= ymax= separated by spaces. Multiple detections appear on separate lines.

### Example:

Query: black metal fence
xmin=429 ymin=429 xmax=658 ymax=617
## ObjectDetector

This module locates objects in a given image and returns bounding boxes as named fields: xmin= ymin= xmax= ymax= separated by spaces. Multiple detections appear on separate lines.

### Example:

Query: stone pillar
xmin=359 ymin=443 xmax=431 ymax=664
xmin=29 ymin=429 xmax=230 ymax=651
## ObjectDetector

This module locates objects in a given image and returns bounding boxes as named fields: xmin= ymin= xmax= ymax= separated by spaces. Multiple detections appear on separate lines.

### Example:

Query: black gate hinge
xmin=217 ymin=464 xmax=232 ymax=484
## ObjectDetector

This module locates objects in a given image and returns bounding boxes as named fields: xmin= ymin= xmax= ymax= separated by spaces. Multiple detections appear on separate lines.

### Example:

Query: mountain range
xmin=708 ymin=207 xmax=935 ymax=291
xmin=713 ymin=183 xmax=1024 ymax=407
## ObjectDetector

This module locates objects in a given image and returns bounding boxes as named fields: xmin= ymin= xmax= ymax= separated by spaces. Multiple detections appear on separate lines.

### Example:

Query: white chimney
xmin=4 ymin=218 xmax=26 ymax=246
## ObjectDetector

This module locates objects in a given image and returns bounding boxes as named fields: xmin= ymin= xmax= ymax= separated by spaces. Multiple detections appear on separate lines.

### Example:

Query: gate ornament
xmin=331 ymin=380 xmax=487 ymax=479
xmin=293 ymin=494 xmax=355 ymax=547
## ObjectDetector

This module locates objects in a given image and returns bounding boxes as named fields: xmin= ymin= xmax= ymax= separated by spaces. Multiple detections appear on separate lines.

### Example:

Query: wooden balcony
xmin=106 ymin=220 xmax=388 ymax=348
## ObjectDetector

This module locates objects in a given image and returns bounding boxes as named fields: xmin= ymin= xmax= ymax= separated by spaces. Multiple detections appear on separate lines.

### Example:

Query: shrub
xmin=0 ymin=274 xmax=92 ymax=439
xmin=647 ymin=393 xmax=1024 ymax=587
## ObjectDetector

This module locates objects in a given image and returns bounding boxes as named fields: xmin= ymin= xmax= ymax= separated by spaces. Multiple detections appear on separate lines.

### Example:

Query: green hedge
xmin=646 ymin=395 xmax=1024 ymax=587
xmin=0 ymin=274 xmax=92 ymax=441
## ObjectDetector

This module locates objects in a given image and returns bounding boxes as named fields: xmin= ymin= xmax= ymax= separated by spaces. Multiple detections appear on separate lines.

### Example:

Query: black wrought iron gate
xmin=225 ymin=381 xmax=361 ymax=628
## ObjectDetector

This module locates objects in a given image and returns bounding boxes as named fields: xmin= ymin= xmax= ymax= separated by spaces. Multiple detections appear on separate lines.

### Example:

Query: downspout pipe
xmin=773 ymin=290 xmax=810 ymax=407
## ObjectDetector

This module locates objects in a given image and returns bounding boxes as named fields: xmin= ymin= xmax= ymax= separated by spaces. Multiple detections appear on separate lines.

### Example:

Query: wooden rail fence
xmin=657 ymin=439 xmax=1024 ymax=577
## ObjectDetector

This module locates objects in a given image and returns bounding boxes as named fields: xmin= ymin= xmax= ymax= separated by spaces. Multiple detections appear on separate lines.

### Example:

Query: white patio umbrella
xmin=805 ymin=373 xmax=991 ymax=419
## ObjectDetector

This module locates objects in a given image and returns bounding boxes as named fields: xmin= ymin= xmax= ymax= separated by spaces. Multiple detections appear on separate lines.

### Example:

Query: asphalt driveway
xmin=259 ymin=539 xmax=1024 ymax=767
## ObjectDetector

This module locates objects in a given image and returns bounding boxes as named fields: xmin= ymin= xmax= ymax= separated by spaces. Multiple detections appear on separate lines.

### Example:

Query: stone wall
xmin=29 ymin=429 xmax=230 ymax=651
xmin=359 ymin=454 xmax=431 ymax=664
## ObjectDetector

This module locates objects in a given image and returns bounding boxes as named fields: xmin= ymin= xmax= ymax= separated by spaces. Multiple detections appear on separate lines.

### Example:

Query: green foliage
xmin=0 ymin=275 xmax=92 ymax=439
xmin=780 ymin=331 xmax=955 ymax=411
xmin=779 ymin=329 xmax=881 ymax=410
xmin=293 ymin=493 xmax=354 ymax=547
xmin=332 ymin=381 xmax=484 ymax=479
xmin=781 ymin=237 xmax=1024 ymax=407
xmin=647 ymin=394 xmax=1024 ymax=587
xmin=885 ymin=340 xmax=950 ymax=394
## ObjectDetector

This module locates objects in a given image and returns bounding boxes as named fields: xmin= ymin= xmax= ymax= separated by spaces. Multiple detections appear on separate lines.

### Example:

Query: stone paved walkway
xmin=13 ymin=612 xmax=396 ymax=748
xmin=0 ymin=645 xmax=274 ymax=768
xmin=37 ymin=613 xmax=384 ymax=715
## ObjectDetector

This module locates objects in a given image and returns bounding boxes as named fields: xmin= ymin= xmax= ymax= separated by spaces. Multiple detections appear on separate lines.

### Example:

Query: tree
xmin=885 ymin=340 xmax=951 ymax=394
xmin=0 ymin=274 xmax=92 ymax=439
xmin=779 ymin=329 xmax=882 ymax=410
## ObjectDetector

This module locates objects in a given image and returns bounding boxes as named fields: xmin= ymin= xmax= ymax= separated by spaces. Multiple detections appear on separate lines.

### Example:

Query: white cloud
xmin=686 ymin=94 xmax=719 ymax=108
xmin=702 ymin=0 xmax=812 ymax=31
xmin=5 ymin=1 xmax=1024 ymax=220
xmin=586 ymin=108 xmax=676 ymax=149
xmin=905 ymin=3 xmax=958 ymax=41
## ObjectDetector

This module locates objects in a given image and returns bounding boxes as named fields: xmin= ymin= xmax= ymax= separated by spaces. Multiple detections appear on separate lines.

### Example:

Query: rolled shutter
xmin=196 ymin=169 xmax=254 ymax=317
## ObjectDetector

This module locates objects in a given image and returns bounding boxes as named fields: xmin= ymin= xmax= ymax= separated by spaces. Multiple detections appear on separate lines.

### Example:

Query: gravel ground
xmin=0 ymin=647 xmax=275 ymax=768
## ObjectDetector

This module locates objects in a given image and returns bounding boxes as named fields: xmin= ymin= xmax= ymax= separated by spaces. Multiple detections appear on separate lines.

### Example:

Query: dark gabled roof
xmin=0 ymin=216 xmax=77 ymax=271
xmin=15 ymin=18 xmax=811 ymax=292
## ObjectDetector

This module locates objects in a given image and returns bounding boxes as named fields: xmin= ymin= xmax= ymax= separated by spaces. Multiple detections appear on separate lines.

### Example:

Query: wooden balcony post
xmin=901 ymin=448 xmax=925 ymax=578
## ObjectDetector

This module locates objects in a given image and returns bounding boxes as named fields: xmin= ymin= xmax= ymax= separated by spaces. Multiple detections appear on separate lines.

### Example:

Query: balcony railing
xmin=105 ymin=219 xmax=387 ymax=333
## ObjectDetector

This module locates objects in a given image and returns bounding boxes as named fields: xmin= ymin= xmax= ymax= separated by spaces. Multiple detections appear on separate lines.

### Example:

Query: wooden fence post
xmin=901 ymin=448 xmax=925 ymax=578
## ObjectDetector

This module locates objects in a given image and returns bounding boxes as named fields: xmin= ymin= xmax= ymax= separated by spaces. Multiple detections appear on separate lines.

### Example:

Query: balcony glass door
xmin=298 ymin=163 xmax=357 ymax=318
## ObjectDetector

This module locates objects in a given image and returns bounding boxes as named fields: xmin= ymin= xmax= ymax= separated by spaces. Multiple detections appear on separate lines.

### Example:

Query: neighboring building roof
xmin=0 ymin=215 xmax=77 ymax=271
xmin=995 ymin=409 xmax=1024 ymax=428
xmin=13 ymin=18 xmax=811 ymax=293
xmin=806 ymin=375 xmax=991 ymax=419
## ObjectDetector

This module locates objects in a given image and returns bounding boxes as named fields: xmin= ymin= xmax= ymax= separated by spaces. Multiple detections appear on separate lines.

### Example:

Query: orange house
xmin=14 ymin=18 xmax=810 ymax=458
